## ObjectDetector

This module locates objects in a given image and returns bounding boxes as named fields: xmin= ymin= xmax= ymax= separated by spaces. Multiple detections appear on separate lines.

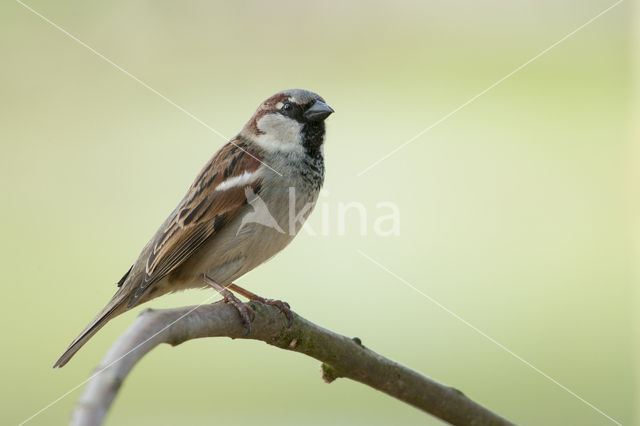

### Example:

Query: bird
xmin=53 ymin=89 xmax=333 ymax=368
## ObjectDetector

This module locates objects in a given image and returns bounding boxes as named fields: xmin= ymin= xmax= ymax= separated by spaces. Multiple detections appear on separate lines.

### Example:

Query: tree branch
xmin=70 ymin=301 xmax=514 ymax=426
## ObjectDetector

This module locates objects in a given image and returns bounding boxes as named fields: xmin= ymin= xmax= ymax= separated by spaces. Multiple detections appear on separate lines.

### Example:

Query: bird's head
xmin=242 ymin=89 xmax=334 ymax=156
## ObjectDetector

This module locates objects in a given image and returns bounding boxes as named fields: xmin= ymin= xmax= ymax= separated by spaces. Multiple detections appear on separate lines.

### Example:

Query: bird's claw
xmin=260 ymin=298 xmax=293 ymax=327
xmin=224 ymin=283 xmax=293 ymax=328
xmin=223 ymin=295 xmax=255 ymax=336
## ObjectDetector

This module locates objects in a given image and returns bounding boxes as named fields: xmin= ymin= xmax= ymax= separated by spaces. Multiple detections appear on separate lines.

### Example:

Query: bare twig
xmin=71 ymin=301 xmax=515 ymax=426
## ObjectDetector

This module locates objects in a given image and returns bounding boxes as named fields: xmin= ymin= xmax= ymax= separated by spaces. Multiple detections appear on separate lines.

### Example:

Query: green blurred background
xmin=1 ymin=1 xmax=636 ymax=425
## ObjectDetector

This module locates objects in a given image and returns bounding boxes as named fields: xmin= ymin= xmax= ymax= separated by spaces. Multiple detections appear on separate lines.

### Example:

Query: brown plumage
xmin=137 ymin=143 xmax=264 ymax=305
xmin=53 ymin=89 xmax=333 ymax=368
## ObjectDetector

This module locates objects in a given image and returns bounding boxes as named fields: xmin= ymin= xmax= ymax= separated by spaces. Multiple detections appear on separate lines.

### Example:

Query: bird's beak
xmin=304 ymin=100 xmax=334 ymax=122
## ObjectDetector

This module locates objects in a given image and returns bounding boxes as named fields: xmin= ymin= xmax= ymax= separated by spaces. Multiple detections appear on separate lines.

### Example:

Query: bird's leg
xmin=203 ymin=275 xmax=254 ymax=335
xmin=227 ymin=283 xmax=293 ymax=327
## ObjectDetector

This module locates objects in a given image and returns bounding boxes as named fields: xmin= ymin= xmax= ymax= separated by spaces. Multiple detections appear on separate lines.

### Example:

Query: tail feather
xmin=53 ymin=292 xmax=128 ymax=368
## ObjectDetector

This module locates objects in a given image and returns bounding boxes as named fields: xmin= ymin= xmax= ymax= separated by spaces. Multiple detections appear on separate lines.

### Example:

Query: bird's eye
xmin=281 ymin=102 xmax=293 ymax=112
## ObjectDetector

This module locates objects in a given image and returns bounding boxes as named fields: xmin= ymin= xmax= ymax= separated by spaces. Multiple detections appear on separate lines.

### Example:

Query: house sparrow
xmin=54 ymin=89 xmax=333 ymax=368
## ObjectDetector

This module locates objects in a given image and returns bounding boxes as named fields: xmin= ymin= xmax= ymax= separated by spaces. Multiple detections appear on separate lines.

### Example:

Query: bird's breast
xmin=174 ymin=175 xmax=321 ymax=287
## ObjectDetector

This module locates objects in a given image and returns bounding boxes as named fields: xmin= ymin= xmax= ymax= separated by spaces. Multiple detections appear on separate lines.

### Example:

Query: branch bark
xmin=70 ymin=301 xmax=515 ymax=426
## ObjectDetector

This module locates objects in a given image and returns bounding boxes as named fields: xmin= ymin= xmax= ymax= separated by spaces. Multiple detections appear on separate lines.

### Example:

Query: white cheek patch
xmin=215 ymin=170 xmax=261 ymax=191
xmin=255 ymin=113 xmax=305 ymax=154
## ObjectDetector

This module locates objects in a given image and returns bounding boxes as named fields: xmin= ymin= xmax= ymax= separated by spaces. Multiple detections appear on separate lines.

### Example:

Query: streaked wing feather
xmin=130 ymin=141 xmax=263 ymax=303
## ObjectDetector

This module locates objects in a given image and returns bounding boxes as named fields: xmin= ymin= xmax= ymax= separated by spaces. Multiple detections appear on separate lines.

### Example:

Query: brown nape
xmin=244 ymin=92 xmax=290 ymax=136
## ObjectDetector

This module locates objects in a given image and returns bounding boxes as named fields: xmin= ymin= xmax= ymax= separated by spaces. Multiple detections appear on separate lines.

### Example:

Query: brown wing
xmin=128 ymin=140 xmax=264 ymax=306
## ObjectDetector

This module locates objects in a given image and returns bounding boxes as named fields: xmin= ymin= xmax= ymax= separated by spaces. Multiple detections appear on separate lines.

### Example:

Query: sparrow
xmin=54 ymin=89 xmax=333 ymax=368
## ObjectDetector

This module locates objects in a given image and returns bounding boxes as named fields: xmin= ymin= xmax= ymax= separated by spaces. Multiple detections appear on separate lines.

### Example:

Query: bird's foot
xmin=227 ymin=283 xmax=294 ymax=327
xmin=203 ymin=275 xmax=254 ymax=335
xmin=222 ymin=292 xmax=255 ymax=335
xmin=254 ymin=297 xmax=293 ymax=327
